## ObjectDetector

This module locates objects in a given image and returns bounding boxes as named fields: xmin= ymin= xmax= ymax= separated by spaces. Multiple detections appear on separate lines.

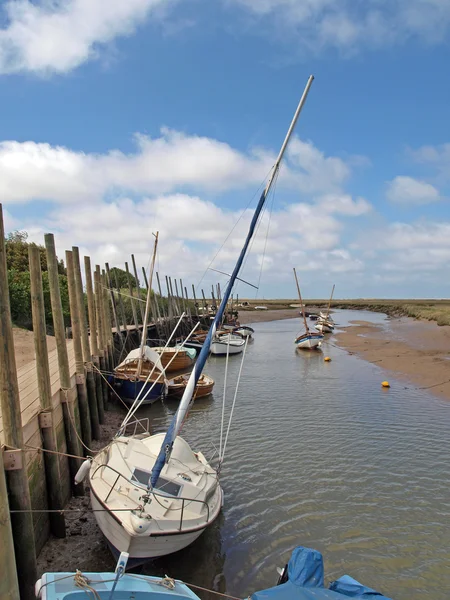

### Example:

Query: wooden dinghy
xmin=167 ymin=373 xmax=215 ymax=399
xmin=152 ymin=346 xmax=197 ymax=372
xmin=114 ymin=347 xmax=166 ymax=405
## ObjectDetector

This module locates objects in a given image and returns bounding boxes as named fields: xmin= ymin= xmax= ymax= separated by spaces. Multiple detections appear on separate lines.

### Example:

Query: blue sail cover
xmin=251 ymin=547 xmax=392 ymax=600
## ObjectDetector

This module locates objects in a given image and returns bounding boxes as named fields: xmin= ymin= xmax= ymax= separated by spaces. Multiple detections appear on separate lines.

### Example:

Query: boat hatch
xmin=132 ymin=468 xmax=183 ymax=497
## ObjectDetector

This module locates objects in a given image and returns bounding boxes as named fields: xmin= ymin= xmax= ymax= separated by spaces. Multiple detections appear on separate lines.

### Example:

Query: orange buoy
xmin=324 ymin=356 xmax=331 ymax=362
xmin=382 ymin=381 xmax=390 ymax=388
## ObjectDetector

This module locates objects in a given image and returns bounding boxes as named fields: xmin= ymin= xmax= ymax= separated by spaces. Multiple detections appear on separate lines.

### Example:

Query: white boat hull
xmin=210 ymin=339 xmax=244 ymax=355
xmin=91 ymin=492 xmax=206 ymax=561
xmin=314 ymin=323 xmax=334 ymax=333
xmin=295 ymin=336 xmax=323 ymax=350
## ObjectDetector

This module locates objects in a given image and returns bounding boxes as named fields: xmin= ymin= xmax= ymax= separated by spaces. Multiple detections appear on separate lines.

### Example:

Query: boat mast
xmin=293 ymin=267 xmax=309 ymax=333
xmin=324 ymin=283 xmax=335 ymax=320
xmin=149 ymin=75 xmax=315 ymax=489
xmin=136 ymin=232 xmax=159 ymax=378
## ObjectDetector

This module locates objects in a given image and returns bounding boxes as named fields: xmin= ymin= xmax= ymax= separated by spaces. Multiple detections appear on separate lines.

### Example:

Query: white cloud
xmin=386 ymin=176 xmax=441 ymax=205
xmin=228 ymin=0 xmax=450 ymax=52
xmin=0 ymin=129 xmax=359 ymax=203
xmin=22 ymin=192 xmax=368 ymax=288
xmin=0 ymin=0 xmax=172 ymax=75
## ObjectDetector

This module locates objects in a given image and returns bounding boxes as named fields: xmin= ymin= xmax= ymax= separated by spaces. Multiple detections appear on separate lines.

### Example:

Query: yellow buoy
xmin=324 ymin=356 xmax=331 ymax=362
xmin=382 ymin=381 xmax=390 ymax=388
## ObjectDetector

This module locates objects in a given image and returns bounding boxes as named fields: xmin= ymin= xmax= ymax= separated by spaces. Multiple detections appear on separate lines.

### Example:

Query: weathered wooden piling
xmin=0 ymin=453 xmax=20 ymax=600
xmin=44 ymin=234 xmax=83 ymax=494
xmin=131 ymin=254 xmax=145 ymax=322
xmin=72 ymin=247 xmax=100 ymax=441
xmin=29 ymin=245 xmax=66 ymax=538
xmin=113 ymin=269 xmax=128 ymax=337
xmin=0 ymin=205 xmax=37 ymax=600
xmin=125 ymin=262 xmax=139 ymax=331
xmin=102 ymin=269 xmax=115 ymax=366
xmin=66 ymin=250 xmax=92 ymax=450
xmin=84 ymin=256 xmax=105 ymax=424
xmin=94 ymin=266 xmax=109 ymax=410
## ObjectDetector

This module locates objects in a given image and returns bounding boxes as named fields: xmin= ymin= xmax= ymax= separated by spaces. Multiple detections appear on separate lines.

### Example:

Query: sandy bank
xmin=13 ymin=327 xmax=57 ymax=369
xmin=334 ymin=318 xmax=450 ymax=402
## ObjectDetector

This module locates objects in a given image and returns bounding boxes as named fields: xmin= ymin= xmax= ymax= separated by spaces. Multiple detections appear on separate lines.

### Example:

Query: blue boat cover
xmin=251 ymin=547 xmax=392 ymax=600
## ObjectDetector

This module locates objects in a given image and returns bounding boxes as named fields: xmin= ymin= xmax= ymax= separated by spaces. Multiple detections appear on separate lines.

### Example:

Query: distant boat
xmin=254 ymin=305 xmax=268 ymax=310
xmin=210 ymin=333 xmax=245 ymax=355
xmin=167 ymin=373 xmax=214 ymax=399
xmin=309 ymin=313 xmax=319 ymax=321
xmin=293 ymin=268 xmax=323 ymax=350
xmin=233 ymin=325 xmax=254 ymax=338
xmin=315 ymin=284 xmax=335 ymax=334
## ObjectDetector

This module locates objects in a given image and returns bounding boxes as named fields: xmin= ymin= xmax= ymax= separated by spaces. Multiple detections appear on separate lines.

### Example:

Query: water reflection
xmin=138 ymin=311 xmax=450 ymax=600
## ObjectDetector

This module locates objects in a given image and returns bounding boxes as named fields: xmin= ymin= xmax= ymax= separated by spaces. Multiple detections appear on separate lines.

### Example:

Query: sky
xmin=1 ymin=0 xmax=450 ymax=299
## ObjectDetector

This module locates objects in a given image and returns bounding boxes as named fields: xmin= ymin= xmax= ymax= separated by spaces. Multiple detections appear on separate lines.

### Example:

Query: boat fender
xmin=74 ymin=458 xmax=91 ymax=484
xmin=35 ymin=579 xmax=43 ymax=598
xmin=130 ymin=510 xmax=152 ymax=533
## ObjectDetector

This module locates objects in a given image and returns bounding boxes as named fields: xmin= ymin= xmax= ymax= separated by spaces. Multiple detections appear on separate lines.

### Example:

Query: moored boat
xmin=153 ymin=345 xmax=196 ymax=372
xmin=233 ymin=324 xmax=254 ymax=338
xmin=168 ymin=373 xmax=214 ymax=399
xmin=210 ymin=333 xmax=246 ymax=355
xmin=293 ymin=268 xmax=323 ymax=350
xmin=113 ymin=347 xmax=166 ymax=405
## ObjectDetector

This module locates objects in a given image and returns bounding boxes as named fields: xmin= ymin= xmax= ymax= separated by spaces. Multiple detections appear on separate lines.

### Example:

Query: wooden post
xmin=192 ymin=284 xmax=199 ymax=319
xmin=102 ymin=270 xmax=115 ymax=367
xmin=29 ymin=245 xmax=66 ymax=538
xmin=95 ymin=266 xmax=109 ymax=410
xmin=165 ymin=275 xmax=174 ymax=319
xmin=0 ymin=205 xmax=37 ymax=600
xmin=201 ymin=289 xmax=208 ymax=325
xmin=73 ymin=248 xmax=100 ymax=440
xmin=44 ymin=234 xmax=83 ymax=495
xmin=125 ymin=262 xmax=139 ymax=331
xmin=84 ymin=257 xmax=104 ymax=424
xmin=105 ymin=263 xmax=121 ymax=335
xmin=131 ymin=254 xmax=145 ymax=321
xmin=112 ymin=270 xmax=128 ymax=336
xmin=141 ymin=266 xmax=149 ymax=289
xmin=156 ymin=272 xmax=166 ymax=318
xmin=0 ymin=454 xmax=20 ymax=600
xmin=66 ymin=251 xmax=92 ymax=449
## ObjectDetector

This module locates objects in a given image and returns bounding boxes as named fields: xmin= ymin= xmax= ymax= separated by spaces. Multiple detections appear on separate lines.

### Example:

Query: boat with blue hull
xmin=293 ymin=268 xmax=323 ymax=350
xmin=113 ymin=346 xmax=166 ymax=405
xmin=36 ymin=546 xmax=392 ymax=600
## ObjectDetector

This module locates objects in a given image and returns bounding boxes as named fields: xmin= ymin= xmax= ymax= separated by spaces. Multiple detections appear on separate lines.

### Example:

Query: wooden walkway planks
xmin=0 ymin=340 xmax=75 ymax=443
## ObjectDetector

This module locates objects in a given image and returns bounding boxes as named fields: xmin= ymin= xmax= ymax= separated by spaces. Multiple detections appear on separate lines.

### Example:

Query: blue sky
xmin=1 ymin=0 xmax=450 ymax=299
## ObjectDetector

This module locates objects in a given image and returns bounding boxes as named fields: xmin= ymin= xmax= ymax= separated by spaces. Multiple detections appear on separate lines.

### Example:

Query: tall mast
xmin=293 ymin=268 xmax=309 ymax=333
xmin=136 ymin=232 xmax=159 ymax=378
xmin=150 ymin=75 xmax=315 ymax=489
xmin=325 ymin=283 xmax=335 ymax=320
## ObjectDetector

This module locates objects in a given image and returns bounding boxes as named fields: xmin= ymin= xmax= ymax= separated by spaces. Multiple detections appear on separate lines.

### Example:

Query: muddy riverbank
xmin=334 ymin=317 xmax=450 ymax=402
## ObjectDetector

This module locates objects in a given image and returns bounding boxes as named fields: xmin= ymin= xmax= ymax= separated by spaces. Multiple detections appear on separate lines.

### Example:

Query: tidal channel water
xmin=138 ymin=310 xmax=450 ymax=600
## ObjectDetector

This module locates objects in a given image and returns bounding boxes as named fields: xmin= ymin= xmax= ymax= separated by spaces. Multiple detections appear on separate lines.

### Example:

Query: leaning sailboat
xmin=87 ymin=75 xmax=315 ymax=563
xmin=293 ymin=268 xmax=323 ymax=350
xmin=112 ymin=233 xmax=165 ymax=405
xmin=315 ymin=284 xmax=335 ymax=333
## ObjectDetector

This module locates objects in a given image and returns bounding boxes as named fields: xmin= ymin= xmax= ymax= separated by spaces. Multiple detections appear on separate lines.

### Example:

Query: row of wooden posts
xmin=0 ymin=203 xmax=230 ymax=600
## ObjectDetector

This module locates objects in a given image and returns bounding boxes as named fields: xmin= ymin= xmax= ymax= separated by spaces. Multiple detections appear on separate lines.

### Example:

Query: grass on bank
xmin=239 ymin=299 xmax=450 ymax=326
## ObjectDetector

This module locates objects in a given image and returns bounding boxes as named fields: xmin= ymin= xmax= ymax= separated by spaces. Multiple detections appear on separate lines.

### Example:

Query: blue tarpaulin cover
xmin=251 ymin=547 xmax=392 ymax=600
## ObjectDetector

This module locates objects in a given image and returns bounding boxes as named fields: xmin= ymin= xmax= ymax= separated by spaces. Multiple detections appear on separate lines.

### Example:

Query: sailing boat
xmin=293 ymin=268 xmax=323 ymax=350
xmin=112 ymin=233 xmax=166 ymax=405
xmin=87 ymin=75 xmax=315 ymax=563
xmin=315 ymin=284 xmax=335 ymax=333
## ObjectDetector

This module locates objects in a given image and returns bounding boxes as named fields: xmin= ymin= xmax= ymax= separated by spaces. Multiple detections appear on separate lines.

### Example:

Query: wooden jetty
xmin=0 ymin=204 xmax=214 ymax=600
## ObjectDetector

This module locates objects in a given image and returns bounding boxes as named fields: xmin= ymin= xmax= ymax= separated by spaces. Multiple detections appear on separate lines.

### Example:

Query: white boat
xmin=320 ymin=311 xmax=334 ymax=323
xmin=233 ymin=325 xmax=254 ymax=338
xmin=210 ymin=334 xmax=245 ymax=355
xmin=314 ymin=321 xmax=334 ymax=334
xmin=85 ymin=75 xmax=315 ymax=563
xmin=293 ymin=268 xmax=324 ymax=350
xmin=89 ymin=433 xmax=222 ymax=562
